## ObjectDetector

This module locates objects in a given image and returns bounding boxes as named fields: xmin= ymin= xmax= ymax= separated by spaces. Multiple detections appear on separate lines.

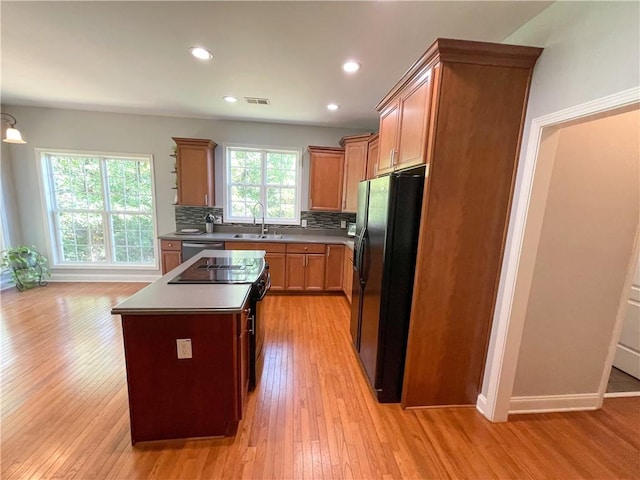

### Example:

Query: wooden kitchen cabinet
xmin=366 ymin=133 xmax=380 ymax=179
xmin=285 ymin=243 xmax=326 ymax=291
xmin=160 ymin=239 xmax=182 ymax=274
xmin=376 ymin=67 xmax=433 ymax=175
xmin=120 ymin=305 xmax=249 ymax=443
xmin=388 ymin=39 xmax=543 ymax=408
xmin=238 ymin=308 xmax=250 ymax=418
xmin=173 ymin=137 xmax=217 ymax=207
xmin=342 ymin=245 xmax=354 ymax=303
xmin=324 ymin=244 xmax=345 ymax=291
xmin=225 ymin=242 xmax=286 ymax=291
xmin=308 ymin=146 xmax=344 ymax=211
xmin=339 ymin=134 xmax=370 ymax=212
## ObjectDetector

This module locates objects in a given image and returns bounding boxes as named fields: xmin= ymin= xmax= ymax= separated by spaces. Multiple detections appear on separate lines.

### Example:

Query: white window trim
xmin=222 ymin=143 xmax=302 ymax=225
xmin=35 ymin=148 xmax=159 ymax=270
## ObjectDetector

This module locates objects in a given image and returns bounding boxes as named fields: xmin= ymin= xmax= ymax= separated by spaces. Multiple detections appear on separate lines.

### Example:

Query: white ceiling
xmin=1 ymin=1 xmax=552 ymax=131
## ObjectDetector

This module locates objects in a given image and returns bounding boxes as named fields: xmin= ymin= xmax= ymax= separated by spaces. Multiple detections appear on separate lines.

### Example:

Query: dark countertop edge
xmin=112 ymin=307 xmax=246 ymax=315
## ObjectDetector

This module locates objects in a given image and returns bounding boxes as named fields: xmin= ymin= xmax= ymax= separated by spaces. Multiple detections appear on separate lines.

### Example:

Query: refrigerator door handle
xmin=360 ymin=230 xmax=369 ymax=283
xmin=357 ymin=228 xmax=367 ymax=283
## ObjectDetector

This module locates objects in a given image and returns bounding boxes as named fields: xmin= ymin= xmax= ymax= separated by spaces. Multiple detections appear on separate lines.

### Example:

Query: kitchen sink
xmin=232 ymin=233 xmax=284 ymax=240
xmin=232 ymin=234 xmax=262 ymax=239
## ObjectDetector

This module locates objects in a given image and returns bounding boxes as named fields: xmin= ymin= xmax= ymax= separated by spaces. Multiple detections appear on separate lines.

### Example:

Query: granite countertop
xmin=111 ymin=250 xmax=266 ymax=315
xmin=160 ymin=231 xmax=355 ymax=249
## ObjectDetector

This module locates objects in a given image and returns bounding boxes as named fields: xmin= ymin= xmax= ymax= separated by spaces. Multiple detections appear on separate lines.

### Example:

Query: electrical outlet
xmin=176 ymin=338 xmax=192 ymax=359
xmin=301 ymin=219 xmax=307 ymax=228
xmin=340 ymin=220 xmax=347 ymax=229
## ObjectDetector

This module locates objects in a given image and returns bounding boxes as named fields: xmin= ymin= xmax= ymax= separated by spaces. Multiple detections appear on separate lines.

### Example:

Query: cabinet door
xmin=174 ymin=138 xmax=216 ymax=206
xmin=324 ymin=245 xmax=344 ymax=291
xmin=265 ymin=252 xmax=286 ymax=291
xmin=309 ymin=147 xmax=345 ymax=211
xmin=342 ymin=141 xmax=368 ymax=212
xmin=396 ymin=70 xmax=432 ymax=170
xmin=161 ymin=250 xmax=182 ymax=274
xmin=305 ymin=255 xmax=326 ymax=291
xmin=343 ymin=246 xmax=354 ymax=303
xmin=366 ymin=134 xmax=380 ymax=180
xmin=285 ymin=254 xmax=306 ymax=291
xmin=377 ymin=101 xmax=400 ymax=176
xmin=237 ymin=308 xmax=250 ymax=419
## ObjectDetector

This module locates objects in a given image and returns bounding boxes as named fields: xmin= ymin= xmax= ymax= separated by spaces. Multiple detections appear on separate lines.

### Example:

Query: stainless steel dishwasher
xmin=181 ymin=241 xmax=225 ymax=261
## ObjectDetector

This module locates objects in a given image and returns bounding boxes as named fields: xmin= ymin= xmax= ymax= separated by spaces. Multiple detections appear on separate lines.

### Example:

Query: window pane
xmin=106 ymin=159 xmax=153 ymax=212
xmin=111 ymin=213 xmax=154 ymax=264
xmin=57 ymin=212 xmax=105 ymax=262
xmin=266 ymin=152 xmax=296 ymax=186
xmin=50 ymin=156 xmax=103 ymax=210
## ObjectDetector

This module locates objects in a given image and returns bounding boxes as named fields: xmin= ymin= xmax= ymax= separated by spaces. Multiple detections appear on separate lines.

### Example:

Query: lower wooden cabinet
xmin=265 ymin=253 xmax=286 ymax=291
xmin=285 ymin=254 xmax=325 ymax=291
xmin=120 ymin=305 xmax=249 ymax=443
xmin=160 ymin=240 xmax=182 ymax=274
xmin=325 ymin=244 xmax=345 ymax=291
xmin=285 ymin=243 xmax=326 ymax=291
xmin=343 ymin=245 xmax=354 ymax=303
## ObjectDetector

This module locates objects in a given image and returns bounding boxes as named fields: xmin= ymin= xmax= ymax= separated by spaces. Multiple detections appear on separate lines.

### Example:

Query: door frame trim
xmin=479 ymin=86 xmax=640 ymax=422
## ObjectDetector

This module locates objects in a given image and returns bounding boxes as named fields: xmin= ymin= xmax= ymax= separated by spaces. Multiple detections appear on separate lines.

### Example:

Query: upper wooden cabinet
xmin=377 ymin=68 xmax=433 ymax=175
xmin=173 ymin=137 xmax=217 ymax=207
xmin=308 ymin=146 xmax=345 ymax=211
xmin=339 ymin=134 xmax=371 ymax=212
xmin=392 ymin=38 xmax=543 ymax=409
xmin=366 ymin=133 xmax=380 ymax=180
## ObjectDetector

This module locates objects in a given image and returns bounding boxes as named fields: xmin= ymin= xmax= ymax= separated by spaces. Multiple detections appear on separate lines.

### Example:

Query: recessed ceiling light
xmin=327 ymin=103 xmax=340 ymax=111
xmin=189 ymin=47 xmax=213 ymax=61
xmin=342 ymin=61 xmax=361 ymax=73
xmin=223 ymin=96 xmax=238 ymax=103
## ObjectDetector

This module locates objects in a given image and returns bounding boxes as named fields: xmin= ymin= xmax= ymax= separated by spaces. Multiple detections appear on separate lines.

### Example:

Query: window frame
xmin=223 ymin=143 xmax=302 ymax=225
xmin=36 ymin=148 xmax=159 ymax=270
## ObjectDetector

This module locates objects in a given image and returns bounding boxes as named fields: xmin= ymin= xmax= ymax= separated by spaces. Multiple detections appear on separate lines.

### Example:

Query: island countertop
xmin=111 ymin=250 xmax=265 ymax=315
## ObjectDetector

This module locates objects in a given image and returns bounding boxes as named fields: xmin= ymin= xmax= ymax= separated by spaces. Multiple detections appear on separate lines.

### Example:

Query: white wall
xmin=482 ymin=1 xmax=640 ymax=410
xmin=512 ymin=109 xmax=639 ymax=396
xmin=3 ymin=105 xmax=362 ymax=278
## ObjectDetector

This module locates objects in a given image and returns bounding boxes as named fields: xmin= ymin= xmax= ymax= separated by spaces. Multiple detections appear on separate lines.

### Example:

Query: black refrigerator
xmin=349 ymin=170 xmax=425 ymax=403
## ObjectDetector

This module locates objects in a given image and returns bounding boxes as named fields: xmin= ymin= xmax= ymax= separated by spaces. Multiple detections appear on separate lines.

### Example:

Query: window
xmin=225 ymin=145 xmax=301 ymax=225
xmin=39 ymin=150 xmax=157 ymax=267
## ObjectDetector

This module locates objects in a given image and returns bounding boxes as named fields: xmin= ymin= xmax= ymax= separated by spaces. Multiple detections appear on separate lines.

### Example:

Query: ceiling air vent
xmin=244 ymin=97 xmax=270 ymax=105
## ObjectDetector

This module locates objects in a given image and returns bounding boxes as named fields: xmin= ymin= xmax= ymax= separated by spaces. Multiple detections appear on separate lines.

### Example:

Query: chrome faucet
xmin=253 ymin=202 xmax=267 ymax=234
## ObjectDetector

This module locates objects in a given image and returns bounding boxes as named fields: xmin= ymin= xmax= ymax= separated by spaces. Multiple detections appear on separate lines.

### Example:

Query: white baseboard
xmin=605 ymin=391 xmax=640 ymax=398
xmin=613 ymin=344 xmax=640 ymax=380
xmin=509 ymin=393 xmax=600 ymax=414
xmin=50 ymin=273 xmax=160 ymax=283
xmin=476 ymin=393 xmax=488 ymax=416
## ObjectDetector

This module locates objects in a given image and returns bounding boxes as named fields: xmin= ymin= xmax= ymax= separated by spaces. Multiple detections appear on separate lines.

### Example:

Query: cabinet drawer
xmin=286 ymin=243 xmax=326 ymax=254
xmin=161 ymin=240 xmax=182 ymax=251
xmin=228 ymin=242 xmax=286 ymax=253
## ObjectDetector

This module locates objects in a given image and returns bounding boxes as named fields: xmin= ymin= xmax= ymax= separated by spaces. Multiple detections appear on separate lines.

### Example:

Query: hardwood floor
xmin=1 ymin=283 xmax=639 ymax=479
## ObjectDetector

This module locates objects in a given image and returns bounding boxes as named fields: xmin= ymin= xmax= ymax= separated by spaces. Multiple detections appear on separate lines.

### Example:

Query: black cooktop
xmin=168 ymin=257 xmax=265 ymax=284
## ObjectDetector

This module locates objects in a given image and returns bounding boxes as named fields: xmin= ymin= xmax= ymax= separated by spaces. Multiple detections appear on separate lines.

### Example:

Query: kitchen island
xmin=112 ymin=250 xmax=265 ymax=444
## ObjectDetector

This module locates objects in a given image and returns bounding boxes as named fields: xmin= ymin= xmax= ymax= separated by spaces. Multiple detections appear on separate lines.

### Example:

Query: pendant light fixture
xmin=1 ymin=113 xmax=26 ymax=144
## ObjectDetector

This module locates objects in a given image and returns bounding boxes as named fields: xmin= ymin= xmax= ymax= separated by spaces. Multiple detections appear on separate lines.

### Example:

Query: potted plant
xmin=0 ymin=245 xmax=50 ymax=291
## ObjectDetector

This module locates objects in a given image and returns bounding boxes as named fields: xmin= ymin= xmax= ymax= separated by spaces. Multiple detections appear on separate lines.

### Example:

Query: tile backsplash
xmin=175 ymin=206 xmax=355 ymax=230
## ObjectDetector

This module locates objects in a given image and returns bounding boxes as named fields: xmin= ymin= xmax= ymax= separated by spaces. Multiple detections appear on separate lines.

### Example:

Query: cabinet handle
xmin=389 ymin=149 xmax=394 ymax=168
xmin=328 ymin=245 xmax=331 ymax=256
xmin=393 ymin=149 xmax=398 ymax=166
xmin=204 ymin=194 xmax=208 ymax=205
